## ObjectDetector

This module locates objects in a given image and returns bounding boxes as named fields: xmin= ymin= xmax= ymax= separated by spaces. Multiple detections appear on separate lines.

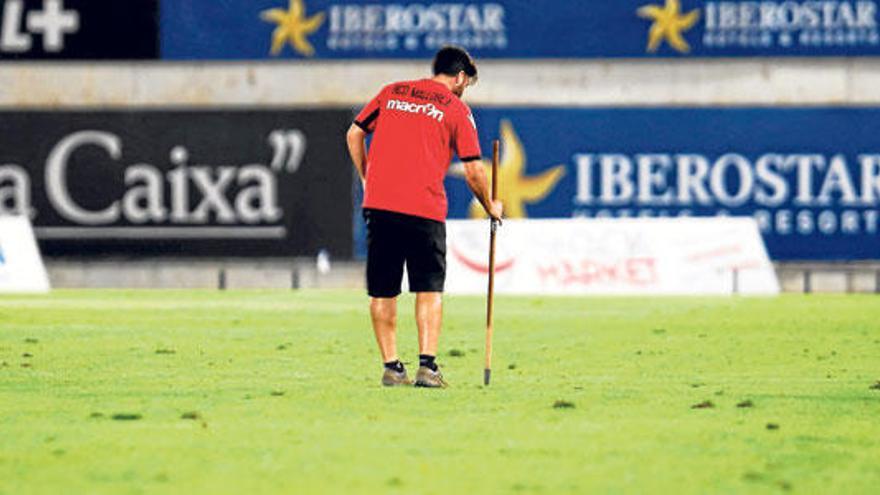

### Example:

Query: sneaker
xmin=415 ymin=366 xmax=448 ymax=388
xmin=382 ymin=367 xmax=413 ymax=387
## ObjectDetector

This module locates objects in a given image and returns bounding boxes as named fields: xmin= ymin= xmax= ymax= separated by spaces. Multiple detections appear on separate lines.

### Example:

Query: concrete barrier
xmin=42 ymin=258 xmax=879 ymax=293
xmin=45 ymin=258 xmax=365 ymax=290
xmin=775 ymin=262 xmax=880 ymax=294
xmin=3 ymin=59 xmax=880 ymax=108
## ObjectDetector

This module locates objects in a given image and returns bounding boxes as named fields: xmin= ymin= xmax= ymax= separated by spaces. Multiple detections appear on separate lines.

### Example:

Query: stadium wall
xmin=3 ymin=60 xmax=880 ymax=292
xmin=3 ymin=59 xmax=880 ymax=107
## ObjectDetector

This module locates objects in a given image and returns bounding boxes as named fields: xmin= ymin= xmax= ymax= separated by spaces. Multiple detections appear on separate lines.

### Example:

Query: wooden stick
xmin=484 ymin=139 xmax=500 ymax=386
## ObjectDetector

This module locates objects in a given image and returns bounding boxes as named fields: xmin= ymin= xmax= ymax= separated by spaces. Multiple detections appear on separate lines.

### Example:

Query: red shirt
xmin=354 ymin=78 xmax=481 ymax=222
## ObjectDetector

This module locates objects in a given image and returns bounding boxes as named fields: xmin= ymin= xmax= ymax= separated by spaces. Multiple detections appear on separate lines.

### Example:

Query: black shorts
xmin=364 ymin=208 xmax=446 ymax=297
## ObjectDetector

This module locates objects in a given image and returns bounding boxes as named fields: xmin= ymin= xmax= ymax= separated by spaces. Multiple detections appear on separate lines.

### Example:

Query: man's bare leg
xmin=370 ymin=297 xmax=398 ymax=362
xmin=414 ymin=292 xmax=447 ymax=387
xmin=416 ymin=292 xmax=443 ymax=356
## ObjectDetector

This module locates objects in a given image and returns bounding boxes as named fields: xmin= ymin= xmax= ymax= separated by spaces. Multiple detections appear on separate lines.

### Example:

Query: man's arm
xmin=346 ymin=124 xmax=367 ymax=184
xmin=463 ymin=159 xmax=503 ymax=221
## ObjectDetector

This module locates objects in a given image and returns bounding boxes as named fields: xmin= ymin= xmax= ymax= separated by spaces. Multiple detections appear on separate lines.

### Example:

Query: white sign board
xmin=0 ymin=217 xmax=51 ymax=293
xmin=446 ymin=218 xmax=779 ymax=296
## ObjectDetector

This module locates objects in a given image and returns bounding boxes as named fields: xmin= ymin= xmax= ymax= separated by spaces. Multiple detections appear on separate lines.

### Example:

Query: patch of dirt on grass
xmin=155 ymin=349 xmax=176 ymax=355
xmin=743 ymin=471 xmax=791 ymax=491
xmin=691 ymin=400 xmax=714 ymax=409
xmin=736 ymin=400 xmax=754 ymax=408
xmin=552 ymin=400 xmax=575 ymax=409
xmin=742 ymin=471 xmax=765 ymax=482
xmin=111 ymin=413 xmax=142 ymax=421
xmin=448 ymin=349 xmax=465 ymax=357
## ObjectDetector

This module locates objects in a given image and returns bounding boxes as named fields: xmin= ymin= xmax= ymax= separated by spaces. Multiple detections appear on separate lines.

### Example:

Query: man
xmin=346 ymin=46 xmax=503 ymax=388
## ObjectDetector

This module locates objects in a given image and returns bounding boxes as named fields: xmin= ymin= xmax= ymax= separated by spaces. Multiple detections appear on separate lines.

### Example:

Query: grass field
xmin=1 ymin=290 xmax=879 ymax=494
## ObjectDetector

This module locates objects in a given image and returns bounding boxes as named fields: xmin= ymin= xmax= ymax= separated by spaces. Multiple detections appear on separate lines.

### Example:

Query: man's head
xmin=432 ymin=46 xmax=477 ymax=97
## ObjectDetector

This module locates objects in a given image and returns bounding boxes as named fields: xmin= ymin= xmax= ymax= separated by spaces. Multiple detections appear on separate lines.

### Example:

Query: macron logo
xmin=386 ymin=99 xmax=445 ymax=122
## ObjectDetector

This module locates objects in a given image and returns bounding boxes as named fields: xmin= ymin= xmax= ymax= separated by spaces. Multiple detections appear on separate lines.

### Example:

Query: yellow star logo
xmin=260 ymin=0 xmax=325 ymax=57
xmin=455 ymin=120 xmax=566 ymax=219
xmin=637 ymin=0 xmax=700 ymax=53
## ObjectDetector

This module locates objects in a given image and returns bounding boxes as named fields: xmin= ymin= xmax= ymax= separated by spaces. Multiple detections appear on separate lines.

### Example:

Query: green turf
xmin=1 ymin=290 xmax=879 ymax=494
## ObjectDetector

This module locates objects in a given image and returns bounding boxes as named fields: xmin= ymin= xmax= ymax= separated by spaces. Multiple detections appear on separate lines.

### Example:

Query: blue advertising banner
xmin=439 ymin=108 xmax=880 ymax=260
xmin=161 ymin=0 xmax=880 ymax=59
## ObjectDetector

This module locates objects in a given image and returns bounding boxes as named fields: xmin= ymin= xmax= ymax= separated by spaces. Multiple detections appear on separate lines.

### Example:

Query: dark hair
xmin=432 ymin=46 xmax=477 ymax=79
